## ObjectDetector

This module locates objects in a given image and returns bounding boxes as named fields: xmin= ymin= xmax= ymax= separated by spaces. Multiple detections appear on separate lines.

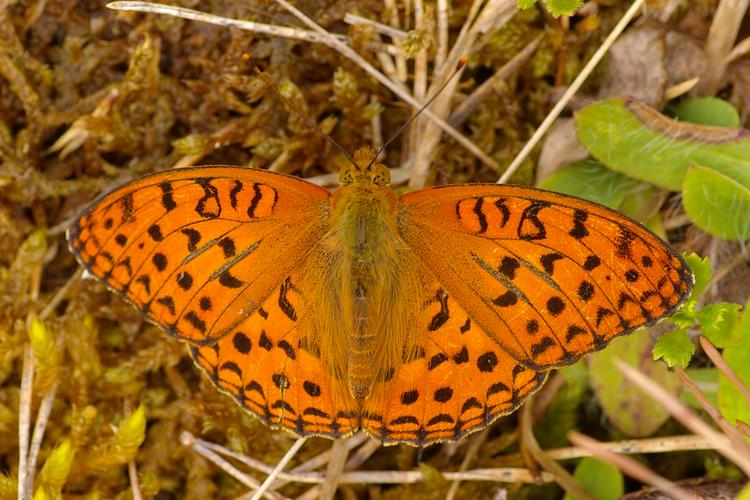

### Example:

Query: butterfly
xmin=67 ymin=146 xmax=693 ymax=446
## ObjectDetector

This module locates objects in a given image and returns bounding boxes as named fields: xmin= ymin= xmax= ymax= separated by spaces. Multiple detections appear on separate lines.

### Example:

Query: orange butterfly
xmin=68 ymin=147 xmax=692 ymax=446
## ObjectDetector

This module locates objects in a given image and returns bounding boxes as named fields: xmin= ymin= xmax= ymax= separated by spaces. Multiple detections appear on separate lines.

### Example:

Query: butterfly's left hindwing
xmin=68 ymin=166 xmax=331 ymax=344
xmin=398 ymin=184 xmax=693 ymax=370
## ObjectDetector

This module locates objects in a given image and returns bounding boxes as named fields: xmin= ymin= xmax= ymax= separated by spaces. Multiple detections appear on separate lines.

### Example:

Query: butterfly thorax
xmin=305 ymin=148 xmax=420 ymax=401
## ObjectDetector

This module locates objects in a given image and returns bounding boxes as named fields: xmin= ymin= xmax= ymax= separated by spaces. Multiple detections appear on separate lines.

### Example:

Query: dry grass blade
xmin=449 ymin=35 xmax=542 ymax=128
xmin=24 ymin=381 xmax=59 ymax=495
xmin=568 ymin=432 xmax=693 ymax=500
xmin=499 ymin=0 xmax=648 ymax=183
xmin=676 ymin=368 xmax=750 ymax=458
xmin=543 ymin=434 xmax=713 ymax=461
xmin=519 ymin=399 xmax=595 ymax=500
xmin=446 ymin=428 xmax=490 ymax=500
xmin=319 ymin=439 xmax=348 ymax=500
xmin=695 ymin=0 xmax=749 ymax=95
xmin=17 ymin=345 xmax=34 ymax=500
xmin=179 ymin=432 xmax=274 ymax=496
xmin=251 ymin=438 xmax=307 ymax=500
xmin=699 ymin=336 xmax=750 ymax=409
xmin=106 ymin=1 xmax=346 ymax=46
xmin=614 ymin=359 xmax=750 ymax=477
xmin=271 ymin=0 xmax=502 ymax=172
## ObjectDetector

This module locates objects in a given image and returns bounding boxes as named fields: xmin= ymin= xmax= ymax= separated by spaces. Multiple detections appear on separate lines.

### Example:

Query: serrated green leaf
xmin=653 ymin=329 xmax=694 ymax=368
xmin=695 ymin=302 xmax=741 ymax=348
xmin=675 ymin=97 xmax=740 ymax=128
xmin=683 ymin=165 xmax=750 ymax=241
xmin=685 ymin=253 xmax=711 ymax=298
xmin=539 ymin=160 xmax=643 ymax=210
xmin=575 ymin=98 xmax=750 ymax=191
xmin=589 ymin=333 xmax=681 ymax=436
xmin=516 ymin=0 xmax=537 ymax=9
xmin=718 ymin=295 xmax=750 ymax=429
xmin=563 ymin=457 xmax=624 ymax=500
xmin=544 ymin=0 xmax=583 ymax=16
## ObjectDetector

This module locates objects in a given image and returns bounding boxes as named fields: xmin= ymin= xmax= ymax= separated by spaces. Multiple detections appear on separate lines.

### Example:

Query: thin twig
xmin=251 ymin=438 xmax=307 ymax=500
xmin=270 ymin=0 xmax=502 ymax=172
xmin=519 ymin=401 xmax=594 ymax=500
xmin=699 ymin=336 xmax=750 ymax=410
xmin=17 ymin=345 xmax=34 ymax=500
xmin=39 ymin=268 xmax=82 ymax=320
xmin=128 ymin=457 xmax=144 ymax=500
xmin=695 ymin=0 xmax=749 ymax=95
xmin=500 ymin=0 xmax=647 ymax=183
xmin=319 ymin=439 xmax=348 ymax=500
xmin=436 ymin=0 xmax=449 ymax=68
xmin=615 ymin=359 xmax=750 ymax=477
xmin=24 ymin=381 xmax=59 ymax=495
xmin=543 ymin=434 xmax=714 ymax=461
xmin=568 ymin=432 xmax=693 ymax=500
xmin=343 ymin=13 xmax=407 ymax=40
xmin=677 ymin=368 xmax=750 ymax=458
xmin=180 ymin=432 xmax=273 ymax=496
xmin=446 ymin=428 xmax=490 ymax=500
xmin=449 ymin=35 xmax=542 ymax=127
xmin=107 ymin=2 xmax=346 ymax=46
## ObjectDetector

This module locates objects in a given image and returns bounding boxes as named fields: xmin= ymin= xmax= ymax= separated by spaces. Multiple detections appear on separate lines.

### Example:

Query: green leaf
xmin=682 ymin=165 xmax=750 ymax=241
xmin=589 ymin=333 xmax=681 ymax=436
xmin=516 ymin=0 xmax=582 ymax=15
xmin=653 ymin=328 xmax=695 ymax=368
xmin=695 ymin=302 xmax=741 ymax=348
xmin=575 ymin=97 xmax=750 ymax=191
xmin=685 ymin=253 xmax=711 ymax=299
xmin=563 ymin=457 xmax=624 ymax=500
xmin=516 ymin=0 xmax=536 ymax=9
xmin=675 ymin=97 xmax=740 ymax=128
xmin=737 ymin=481 xmax=750 ymax=500
xmin=539 ymin=160 xmax=643 ymax=210
xmin=543 ymin=0 xmax=583 ymax=16
xmin=718 ymin=295 xmax=750 ymax=428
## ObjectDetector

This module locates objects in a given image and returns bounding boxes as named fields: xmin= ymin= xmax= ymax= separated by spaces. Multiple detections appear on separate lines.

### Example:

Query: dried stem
xmin=450 ymin=35 xmax=542 ymax=128
xmin=24 ymin=381 xmax=59 ymax=495
xmin=695 ymin=0 xmax=749 ymax=95
xmin=500 ymin=0 xmax=647 ymax=183
xmin=615 ymin=359 xmax=750 ymax=477
xmin=446 ymin=428 xmax=490 ymax=500
xmin=271 ymin=0 xmax=501 ymax=171
xmin=17 ymin=345 xmax=34 ymax=500
xmin=251 ymin=437 xmax=307 ymax=500
xmin=319 ymin=439 xmax=348 ymax=500
xmin=519 ymin=398 xmax=595 ymax=499
xmin=699 ymin=336 xmax=750 ymax=409
xmin=568 ymin=432 xmax=693 ymax=500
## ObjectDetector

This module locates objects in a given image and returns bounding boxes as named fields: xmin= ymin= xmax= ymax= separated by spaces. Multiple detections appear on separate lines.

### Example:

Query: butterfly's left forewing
xmin=68 ymin=166 xmax=331 ymax=344
xmin=398 ymin=184 xmax=693 ymax=371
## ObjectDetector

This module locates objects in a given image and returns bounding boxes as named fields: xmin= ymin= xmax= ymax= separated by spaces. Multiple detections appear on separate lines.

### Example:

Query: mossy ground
xmin=0 ymin=1 xmax=735 ymax=498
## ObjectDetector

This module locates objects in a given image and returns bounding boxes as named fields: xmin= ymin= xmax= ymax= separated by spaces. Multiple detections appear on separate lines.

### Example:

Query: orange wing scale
xmin=362 ymin=271 xmax=546 ymax=444
xmin=399 ymin=184 xmax=692 ymax=371
xmin=69 ymin=169 xmax=693 ymax=446
xmin=191 ymin=271 xmax=360 ymax=438
xmin=68 ymin=167 xmax=331 ymax=344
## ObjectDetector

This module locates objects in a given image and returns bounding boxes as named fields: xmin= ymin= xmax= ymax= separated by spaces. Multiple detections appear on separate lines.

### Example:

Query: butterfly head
xmin=339 ymin=147 xmax=391 ymax=188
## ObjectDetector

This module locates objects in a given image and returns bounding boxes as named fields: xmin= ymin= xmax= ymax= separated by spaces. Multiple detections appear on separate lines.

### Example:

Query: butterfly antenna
xmin=368 ymin=55 xmax=469 ymax=168
xmin=242 ymin=53 xmax=357 ymax=166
